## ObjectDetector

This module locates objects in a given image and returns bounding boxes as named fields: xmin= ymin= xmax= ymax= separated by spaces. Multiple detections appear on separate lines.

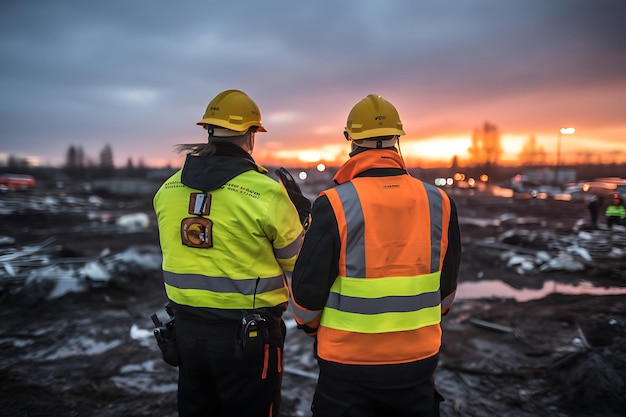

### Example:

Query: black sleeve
xmin=440 ymin=198 xmax=461 ymax=310
xmin=291 ymin=194 xmax=340 ymax=310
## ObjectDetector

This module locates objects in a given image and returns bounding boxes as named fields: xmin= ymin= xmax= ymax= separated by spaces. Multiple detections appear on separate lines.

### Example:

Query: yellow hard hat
xmin=196 ymin=89 xmax=266 ymax=133
xmin=344 ymin=94 xmax=405 ymax=140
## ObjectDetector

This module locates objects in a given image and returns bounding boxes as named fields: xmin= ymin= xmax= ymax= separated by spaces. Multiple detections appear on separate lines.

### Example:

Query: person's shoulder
xmin=241 ymin=170 xmax=285 ymax=194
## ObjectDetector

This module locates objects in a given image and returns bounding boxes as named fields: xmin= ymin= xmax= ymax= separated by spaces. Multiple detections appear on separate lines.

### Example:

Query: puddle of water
xmin=457 ymin=279 xmax=626 ymax=302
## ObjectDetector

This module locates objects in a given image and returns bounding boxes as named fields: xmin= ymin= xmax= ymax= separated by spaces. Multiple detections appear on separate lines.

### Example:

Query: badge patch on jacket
xmin=188 ymin=193 xmax=211 ymax=215
xmin=181 ymin=193 xmax=213 ymax=248
xmin=181 ymin=217 xmax=213 ymax=248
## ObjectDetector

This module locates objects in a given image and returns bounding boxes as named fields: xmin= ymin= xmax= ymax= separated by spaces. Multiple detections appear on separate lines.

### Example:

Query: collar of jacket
xmin=333 ymin=149 xmax=407 ymax=185
xmin=181 ymin=142 xmax=268 ymax=192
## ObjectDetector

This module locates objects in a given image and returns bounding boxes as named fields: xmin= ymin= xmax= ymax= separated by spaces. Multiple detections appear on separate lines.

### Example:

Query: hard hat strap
xmin=352 ymin=136 xmax=398 ymax=149
xmin=204 ymin=126 xmax=245 ymax=138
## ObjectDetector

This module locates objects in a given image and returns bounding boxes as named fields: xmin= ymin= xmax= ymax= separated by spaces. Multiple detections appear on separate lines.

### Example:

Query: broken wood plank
xmin=469 ymin=318 xmax=515 ymax=334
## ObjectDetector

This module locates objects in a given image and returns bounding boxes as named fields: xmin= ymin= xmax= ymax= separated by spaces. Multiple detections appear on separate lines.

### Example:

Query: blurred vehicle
xmin=582 ymin=177 xmax=626 ymax=198
xmin=0 ymin=173 xmax=36 ymax=192
xmin=553 ymin=182 xmax=587 ymax=202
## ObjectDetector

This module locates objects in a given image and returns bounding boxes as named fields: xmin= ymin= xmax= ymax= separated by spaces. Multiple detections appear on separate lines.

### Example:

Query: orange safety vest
xmin=316 ymin=150 xmax=452 ymax=365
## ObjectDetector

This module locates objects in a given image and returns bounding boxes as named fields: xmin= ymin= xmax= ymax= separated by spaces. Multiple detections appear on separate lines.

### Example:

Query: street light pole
xmin=556 ymin=127 xmax=575 ymax=188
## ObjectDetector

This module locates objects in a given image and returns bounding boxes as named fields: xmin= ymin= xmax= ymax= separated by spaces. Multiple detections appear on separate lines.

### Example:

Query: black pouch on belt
xmin=237 ymin=312 xmax=269 ymax=356
xmin=151 ymin=309 xmax=179 ymax=367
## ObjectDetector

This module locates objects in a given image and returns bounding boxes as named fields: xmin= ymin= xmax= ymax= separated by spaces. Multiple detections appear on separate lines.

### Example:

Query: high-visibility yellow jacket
xmin=605 ymin=203 xmax=626 ymax=219
xmin=290 ymin=149 xmax=461 ymax=368
xmin=154 ymin=144 xmax=303 ymax=321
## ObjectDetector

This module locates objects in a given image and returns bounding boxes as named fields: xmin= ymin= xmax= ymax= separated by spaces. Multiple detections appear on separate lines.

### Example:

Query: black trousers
xmin=311 ymin=368 xmax=442 ymax=417
xmin=607 ymin=216 xmax=623 ymax=229
xmin=175 ymin=315 xmax=285 ymax=417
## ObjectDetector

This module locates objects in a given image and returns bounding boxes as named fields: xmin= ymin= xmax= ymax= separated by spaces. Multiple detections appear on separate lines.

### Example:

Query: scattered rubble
xmin=473 ymin=227 xmax=626 ymax=277
xmin=1 ymin=189 xmax=626 ymax=417
xmin=0 ymin=237 xmax=162 ymax=303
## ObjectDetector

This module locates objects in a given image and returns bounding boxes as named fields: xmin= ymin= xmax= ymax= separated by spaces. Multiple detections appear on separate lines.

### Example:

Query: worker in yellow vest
xmin=605 ymin=193 xmax=626 ymax=229
xmin=289 ymin=94 xmax=461 ymax=417
xmin=153 ymin=89 xmax=307 ymax=417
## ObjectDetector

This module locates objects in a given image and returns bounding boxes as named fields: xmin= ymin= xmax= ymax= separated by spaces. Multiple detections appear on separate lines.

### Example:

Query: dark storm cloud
xmin=1 ymin=0 xmax=625 ymax=165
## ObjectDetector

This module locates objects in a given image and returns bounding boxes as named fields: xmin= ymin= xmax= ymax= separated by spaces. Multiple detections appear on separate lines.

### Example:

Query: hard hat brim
xmin=196 ymin=118 xmax=267 ymax=132
xmin=345 ymin=127 xmax=405 ymax=140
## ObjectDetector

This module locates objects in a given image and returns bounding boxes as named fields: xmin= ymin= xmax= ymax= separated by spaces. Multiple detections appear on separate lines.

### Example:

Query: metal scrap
xmin=474 ymin=227 xmax=626 ymax=277
xmin=0 ymin=238 xmax=162 ymax=301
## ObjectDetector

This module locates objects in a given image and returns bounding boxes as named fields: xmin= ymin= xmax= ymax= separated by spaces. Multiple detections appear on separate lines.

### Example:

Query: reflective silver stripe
xmin=273 ymin=230 xmax=304 ymax=259
xmin=164 ymin=271 xmax=284 ymax=294
xmin=290 ymin=303 xmax=323 ymax=323
xmin=423 ymin=182 xmax=443 ymax=273
xmin=335 ymin=182 xmax=366 ymax=277
xmin=441 ymin=291 xmax=456 ymax=311
xmin=326 ymin=290 xmax=441 ymax=314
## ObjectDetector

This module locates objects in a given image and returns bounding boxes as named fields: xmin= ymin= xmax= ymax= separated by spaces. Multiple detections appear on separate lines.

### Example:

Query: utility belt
xmin=176 ymin=309 xmax=278 ymax=357
xmin=151 ymin=305 xmax=281 ymax=363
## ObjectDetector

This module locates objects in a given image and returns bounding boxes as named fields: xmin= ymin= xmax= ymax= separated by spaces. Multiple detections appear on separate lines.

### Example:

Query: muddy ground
xmin=1 ymin=187 xmax=625 ymax=417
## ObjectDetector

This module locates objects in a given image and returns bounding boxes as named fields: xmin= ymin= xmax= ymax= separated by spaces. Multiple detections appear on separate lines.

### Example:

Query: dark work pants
xmin=311 ymin=368 xmax=441 ymax=417
xmin=588 ymin=204 xmax=599 ymax=227
xmin=607 ymin=216 xmax=623 ymax=229
xmin=175 ymin=316 xmax=285 ymax=417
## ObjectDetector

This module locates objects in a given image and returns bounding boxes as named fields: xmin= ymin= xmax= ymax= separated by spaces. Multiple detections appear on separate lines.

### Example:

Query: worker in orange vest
xmin=289 ymin=94 xmax=461 ymax=417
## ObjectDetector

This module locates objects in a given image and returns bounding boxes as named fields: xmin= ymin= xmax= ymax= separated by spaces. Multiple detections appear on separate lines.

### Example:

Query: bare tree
xmin=64 ymin=145 xmax=86 ymax=179
xmin=518 ymin=135 xmax=547 ymax=166
xmin=65 ymin=145 xmax=78 ymax=169
xmin=467 ymin=121 xmax=503 ymax=168
xmin=99 ymin=144 xmax=114 ymax=169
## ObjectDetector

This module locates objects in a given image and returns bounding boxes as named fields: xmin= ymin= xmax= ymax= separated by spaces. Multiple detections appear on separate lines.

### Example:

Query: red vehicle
xmin=0 ymin=174 xmax=36 ymax=191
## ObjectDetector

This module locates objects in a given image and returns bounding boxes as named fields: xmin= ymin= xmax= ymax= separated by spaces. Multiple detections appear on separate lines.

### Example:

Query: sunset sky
xmin=1 ymin=0 xmax=625 ymax=169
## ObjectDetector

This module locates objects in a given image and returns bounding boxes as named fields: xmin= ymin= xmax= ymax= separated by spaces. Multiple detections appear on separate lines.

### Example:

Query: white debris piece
xmin=42 ymin=196 xmax=58 ymax=206
xmin=0 ymin=236 xmax=15 ymax=246
xmin=458 ymin=216 xmax=501 ymax=227
xmin=48 ymin=277 xmax=86 ymax=299
xmin=87 ymin=195 xmax=105 ymax=206
xmin=130 ymin=324 xmax=154 ymax=340
xmin=535 ymin=251 xmax=551 ymax=262
xmin=506 ymin=255 xmax=535 ymax=272
xmin=3 ymin=262 xmax=16 ymax=276
xmin=498 ymin=213 xmax=517 ymax=222
xmin=502 ymin=253 xmax=537 ymax=275
xmin=130 ymin=324 xmax=154 ymax=348
xmin=566 ymin=245 xmax=592 ymax=261
xmin=116 ymin=212 xmax=150 ymax=229
xmin=0 ymin=237 xmax=55 ymax=262
xmin=78 ymin=261 xmax=111 ymax=282
xmin=109 ymin=246 xmax=162 ymax=270
xmin=539 ymin=253 xmax=585 ymax=272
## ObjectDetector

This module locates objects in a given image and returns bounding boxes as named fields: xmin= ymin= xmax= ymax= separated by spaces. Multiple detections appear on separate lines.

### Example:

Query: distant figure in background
xmin=586 ymin=194 xmax=603 ymax=229
xmin=605 ymin=193 xmax=626 ymax=229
